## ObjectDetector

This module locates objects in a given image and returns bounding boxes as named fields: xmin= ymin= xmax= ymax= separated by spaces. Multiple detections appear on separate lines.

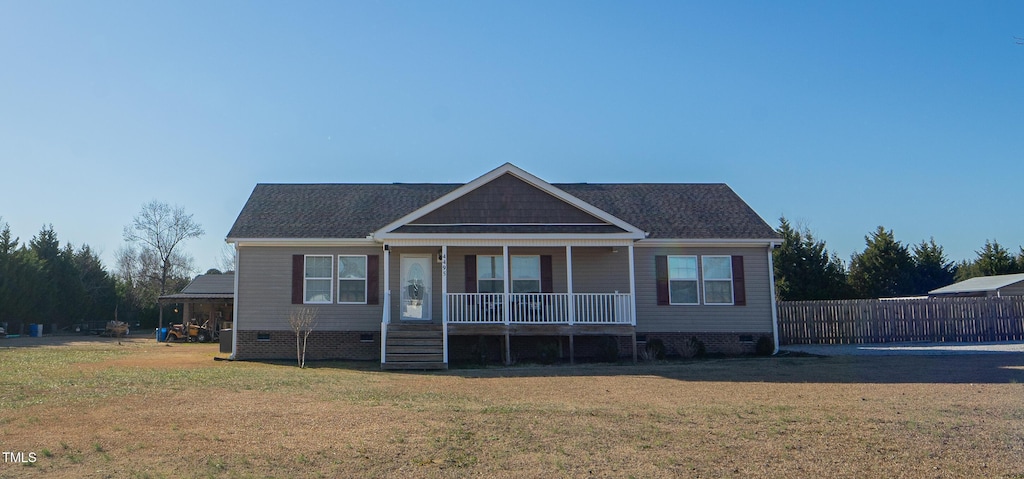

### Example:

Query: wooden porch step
xmin=387 ymin=337 xmax=442 ymax=346
xmin=381 ymin=361 xmax=447 ymax=371
xmin=386 ymin=353 xmax=444 ymax=362
xmin=382 ymin=323 xmax=446 ymax=370
xmin=387 ymin=323 xmax=443 ymax=332
xmin=386 ymin=330 xmax=443 ymax=339
xmin=387 ymin=344 xmax=443 ymax=354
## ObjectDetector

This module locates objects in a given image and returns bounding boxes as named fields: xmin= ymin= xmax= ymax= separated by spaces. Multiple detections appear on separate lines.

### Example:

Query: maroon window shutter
xmin=655 ymin=255 xmax=669 ymax=305
xmin=732 ymin=255 xmax=746 ymax=306
xmin=291 ymin=254 xmax=304 ymax=305
xmin=366 ymin=255 xmax=379 ymax=304
xmin=540 ymin=255 xmax=553 ymax=293
xmin=465 ymin=255 xmax=477 ymax=293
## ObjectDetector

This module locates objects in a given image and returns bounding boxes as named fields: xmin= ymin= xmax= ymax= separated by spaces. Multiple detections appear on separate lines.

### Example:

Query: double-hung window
xmin=702 ymin=256 xmax=734 ymax=305
xmin=668 ymin=255 xmax=699 ymax=305
xmin=510 ymin=255 xmax=541 ymax=293
xmin=477 ymin=255 xmax=504 ymax=293
xmin=337 ymin=255 xmax=368 ymax=304
xmin=304 ymin=255 xmax=333 ymax=304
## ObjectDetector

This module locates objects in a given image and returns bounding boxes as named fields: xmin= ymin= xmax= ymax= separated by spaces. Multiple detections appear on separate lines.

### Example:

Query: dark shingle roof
xmin=158 ymin=273 xmax=235 ymax=301
xmin=181 ymin=273 xmax=235 ymax=295
xmin=227 ymin=182 xmax=778 ymax=240
xmin=558 ymin=183 xmax=778 ymax=239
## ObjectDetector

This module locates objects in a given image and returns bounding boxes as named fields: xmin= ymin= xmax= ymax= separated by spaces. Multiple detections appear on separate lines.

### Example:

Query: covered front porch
xmin=379 ymin=241 xmax=638 ymax=368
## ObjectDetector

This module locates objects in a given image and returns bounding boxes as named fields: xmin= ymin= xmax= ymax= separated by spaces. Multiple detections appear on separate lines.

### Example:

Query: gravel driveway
xmin=781 ymin=341 xmax=1024 ymax=356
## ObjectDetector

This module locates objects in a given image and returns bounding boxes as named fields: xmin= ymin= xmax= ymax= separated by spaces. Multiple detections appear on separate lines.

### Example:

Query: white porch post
xmin=381 ymin=245 xmax=391 ymax=364
xmin=566 ymin=245 xmax=575 ymax=325
xmin=441 ymin=245 xmax=448 ymax=364
xmin=628 ymin=243 xmax=637 ymax=326
xmin=502 ymin=245 xmax=510 ymax=325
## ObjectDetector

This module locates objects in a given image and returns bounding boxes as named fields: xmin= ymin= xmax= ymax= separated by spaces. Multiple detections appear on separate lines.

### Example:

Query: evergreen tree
xmin=74 ymin=245 xmax=118 ymax=322
xmin=848 ymin=226 xmax=916 ymax=298
xmin=0 ymin=221 xmax=120 ymax=331
xmin=955 ymin=240 xmax=1020 ymax=281
xmin=911 ymin=238 xmax=956 ymax=294
xmin=0 ymin=220 xmax=19 ymax=327
xmin=772 ymin=217 xmax=849 ymax=301
xmin=28 ymin=225 xmax=61 ymax=322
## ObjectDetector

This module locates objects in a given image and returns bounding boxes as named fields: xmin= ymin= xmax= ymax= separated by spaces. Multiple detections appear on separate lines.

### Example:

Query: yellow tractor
xmin=165 ymin=319 xmax=214 ymax=343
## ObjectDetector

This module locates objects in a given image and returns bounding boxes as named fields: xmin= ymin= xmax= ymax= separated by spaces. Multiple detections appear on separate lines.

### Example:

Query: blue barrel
xmin=155 ymin=328 xmax=168 ymax=342
xmin=29 ymin=324 xmax=42 ymax=337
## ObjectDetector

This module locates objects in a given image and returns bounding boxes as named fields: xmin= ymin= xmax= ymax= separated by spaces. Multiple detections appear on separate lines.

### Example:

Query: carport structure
xmin=157 ymin=273 xmax=235 ymax=344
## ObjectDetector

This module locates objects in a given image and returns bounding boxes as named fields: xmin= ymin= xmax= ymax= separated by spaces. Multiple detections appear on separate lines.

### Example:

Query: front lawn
xmin=1 ymin=338 xmax=1022 ymax=478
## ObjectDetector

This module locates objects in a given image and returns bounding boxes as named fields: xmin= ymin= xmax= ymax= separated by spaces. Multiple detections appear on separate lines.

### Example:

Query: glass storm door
xmin=400 ymin=255 xmax=432 ymax=320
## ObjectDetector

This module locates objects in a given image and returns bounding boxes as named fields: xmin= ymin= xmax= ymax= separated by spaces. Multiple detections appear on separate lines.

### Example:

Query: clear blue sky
xmin=2 ymin=1 xmax=1022 ymax=273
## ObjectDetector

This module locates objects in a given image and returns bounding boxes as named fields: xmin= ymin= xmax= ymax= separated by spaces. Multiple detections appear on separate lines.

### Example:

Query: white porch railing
xmin=446 ymin=293 xmax=632 ymax=324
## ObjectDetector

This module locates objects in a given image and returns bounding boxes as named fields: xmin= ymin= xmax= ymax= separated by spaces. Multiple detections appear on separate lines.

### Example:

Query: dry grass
xmin=1 ymin=337 xmax=1023 ymax=478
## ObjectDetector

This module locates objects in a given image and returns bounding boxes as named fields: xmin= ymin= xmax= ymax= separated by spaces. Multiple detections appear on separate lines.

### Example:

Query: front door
xmin=400 ymin=255 xmax=432 ymax=321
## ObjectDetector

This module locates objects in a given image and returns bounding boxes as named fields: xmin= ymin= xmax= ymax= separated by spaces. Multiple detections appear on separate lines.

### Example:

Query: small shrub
xmin=638 ymin=345 xmax=656 ymax=362
xmin=647 ymin=338 xmax=666 ymax=360
xmin=595 ymin=336 xmax=619 ymax=363
xmin=676 ymin=336 xmax=706 ymax=359
xmin=755 ymin=335 xmax=774 ymax=356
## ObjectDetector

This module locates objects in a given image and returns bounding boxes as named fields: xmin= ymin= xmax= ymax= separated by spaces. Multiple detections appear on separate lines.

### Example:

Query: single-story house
xmin=225 ymin=163 xmax=781 ymax=369
xmin=929 ymin=273 xmax=1024 ymax=298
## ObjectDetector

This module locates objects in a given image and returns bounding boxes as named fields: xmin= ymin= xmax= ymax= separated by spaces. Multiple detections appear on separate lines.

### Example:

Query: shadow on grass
xmin=244 ymin=352 xmax=1024 ymax=385
xmin=413 ymin=354 xmax=1024 ymax=385
xmin=0 ymin=334 xmax=156 ymax=348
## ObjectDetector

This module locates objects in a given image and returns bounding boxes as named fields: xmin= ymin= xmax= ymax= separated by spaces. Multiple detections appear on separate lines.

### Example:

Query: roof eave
xmin=636 ymin=238 xmax=781 ymax=247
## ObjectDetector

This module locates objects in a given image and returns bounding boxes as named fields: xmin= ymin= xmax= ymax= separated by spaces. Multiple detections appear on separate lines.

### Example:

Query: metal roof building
xmin=928 ymin=273 xmax=1024 ymax=297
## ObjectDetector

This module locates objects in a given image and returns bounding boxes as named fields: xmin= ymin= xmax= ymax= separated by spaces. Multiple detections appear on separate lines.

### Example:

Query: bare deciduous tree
xmin=217 ymin=243 xmax=236 ymax=273
xmin=122 ymin=200 xmax=205 ymax=296
xmin=289 ymin=307 xmax=318 ymax=368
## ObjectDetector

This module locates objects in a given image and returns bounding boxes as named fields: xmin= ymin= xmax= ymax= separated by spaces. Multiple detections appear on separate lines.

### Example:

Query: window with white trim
xmin=477 ymin=255 xmax=504 ymax=293
xmin=702 ymin=256 xmax=734 ymax=305
xmin=668 ymin=255 xmax=699 ymax=305
xmin=511 ymin=255 xmax=541 ymax=293
xmin=304 ymin=255 xmax=333 ymax=304
xmin=337 ymin=255 xmax=367 ymax=304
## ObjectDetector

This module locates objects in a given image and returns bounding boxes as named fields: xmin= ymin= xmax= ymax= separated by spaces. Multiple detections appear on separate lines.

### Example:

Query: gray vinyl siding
xmin=236 ymin=245 xmax=383 ymax=331
xmin=437 ymin=247 xmax=629 ymax=295
xmin=633 ymin=245 xmax=774 ymax=333
xmin=996 ymin=282 xmax=1024 ymax=297
xmin=388 ymin=247 xmax=563 ymax=321
xmin=569 ymin=247 xmax=631 ymax=293
xmin=237 ymin=243 xmax=775 ymax=334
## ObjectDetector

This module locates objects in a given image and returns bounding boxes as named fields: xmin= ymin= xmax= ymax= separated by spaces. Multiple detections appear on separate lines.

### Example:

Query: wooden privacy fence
xmin=777 ymin=296 xmax=1024 ymax=345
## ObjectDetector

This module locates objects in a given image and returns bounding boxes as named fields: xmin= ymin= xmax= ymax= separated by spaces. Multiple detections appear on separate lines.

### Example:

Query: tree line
xmin=774 ymin=217 xmax=1024 ymax=301
xmin=0 ymin=201 xmax=206 ymax=334
xmin=2 ymin=209 xmax=1021 ymax=329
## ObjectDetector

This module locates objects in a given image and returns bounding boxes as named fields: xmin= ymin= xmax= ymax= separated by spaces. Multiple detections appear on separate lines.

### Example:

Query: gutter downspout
xmin=768 ymin=242 xmax=780 ymax=355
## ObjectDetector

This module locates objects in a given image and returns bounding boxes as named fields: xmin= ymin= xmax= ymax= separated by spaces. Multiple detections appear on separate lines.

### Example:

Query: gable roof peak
xmin=371 ymin=163 xmax=647 ymax=239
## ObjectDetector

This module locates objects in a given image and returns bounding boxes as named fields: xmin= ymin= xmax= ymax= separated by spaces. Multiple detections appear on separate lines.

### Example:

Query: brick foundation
xmin=449 ymin=332 xmax=773 ymax=365
xmin=638 ymin=332 xmax=773 ymax=357
xmin=235 ymin=330 xmax=380 ymax=361
xmin=236 ymin=330 xmax=773 ymax=364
